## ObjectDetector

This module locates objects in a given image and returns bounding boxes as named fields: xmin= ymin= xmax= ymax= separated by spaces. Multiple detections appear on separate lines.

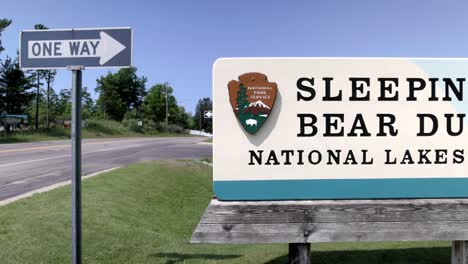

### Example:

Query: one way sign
xmin=20 ymin=27 xmax=132 ymax=69
xmin=204 ymin=110 xmax=213 ymax=119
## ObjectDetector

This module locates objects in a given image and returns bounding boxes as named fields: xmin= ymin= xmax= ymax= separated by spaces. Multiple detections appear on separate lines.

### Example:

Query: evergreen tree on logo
xmin=236 ymin=83 xmax=257 ymax=133
xmin=236 ymin=83 xmax=248 ymax=112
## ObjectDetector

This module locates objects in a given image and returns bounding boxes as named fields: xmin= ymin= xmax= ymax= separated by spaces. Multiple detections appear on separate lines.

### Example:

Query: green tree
xmin=33 ymin=24 xmax=57 ymax=128
xmin=55 ymin=87 xmax=95 ymax=120
xmin=0 ymin=19 xmax=12 ymax=53
xmin=142 ymin=83 xmax=176 ymax=125
xmin=81 ymin=87 xmax=95 ymax=119
xmin=34 ymin=24 xmax=57 ymax=128
xmin=45 ymin=88 xmax=60 ymax=123
xmin=32 ymin=89 xmax=52 ymax=127
xmin=32 ymin=69 xmax=43 ymax=128
xmin=142 ymin=83 xmax=192 ymax=129
xmin=177 ymin=106 xmax=192 ymax=128
xmin=34 ymin=24 xmax=51 ymax=129
xmin=41 ymin=69 xmax=57 ymax=127
xmin=0 ymin=57 xmax=35 ymax=113
xmin=44 ymin=64 xmax=57 ymax=127
xmin=56 ymin=88 xmax=71 ymax=119
xmin=194 ymin=97 xmax=212 ymax=133
xmin=0 ymin=56 xmax=35 ymax=131
xmin=95 ymin=68 xmax=146 ymax=121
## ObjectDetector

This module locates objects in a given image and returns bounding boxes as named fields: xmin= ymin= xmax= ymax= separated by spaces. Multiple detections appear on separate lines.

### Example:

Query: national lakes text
xmin=249 ymin=77 xmax=466 ymax=166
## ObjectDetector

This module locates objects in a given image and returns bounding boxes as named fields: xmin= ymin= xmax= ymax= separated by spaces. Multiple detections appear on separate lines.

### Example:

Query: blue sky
xmin=2 ymin=0 xmax=468 ymax=113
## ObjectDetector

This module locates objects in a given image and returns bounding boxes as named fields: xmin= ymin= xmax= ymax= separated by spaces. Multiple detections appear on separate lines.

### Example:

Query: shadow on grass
xmin=0 ymin=137 xmax=28 ymax=144
xmin=265 ymin=247 xmax=450 ymax=264
xmin=149 ymin=252 xmax=241 ymax=264
xmin=0 ymin=127 xmax=70 ymax=144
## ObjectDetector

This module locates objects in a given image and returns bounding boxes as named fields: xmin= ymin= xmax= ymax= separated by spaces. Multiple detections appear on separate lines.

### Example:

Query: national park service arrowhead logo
xmin=228 ymin=73 xmax=277 ymax=134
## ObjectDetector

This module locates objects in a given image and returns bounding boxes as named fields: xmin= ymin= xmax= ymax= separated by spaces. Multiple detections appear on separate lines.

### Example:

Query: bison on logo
xmin=228 ymin=73 xmax=278 ymax=134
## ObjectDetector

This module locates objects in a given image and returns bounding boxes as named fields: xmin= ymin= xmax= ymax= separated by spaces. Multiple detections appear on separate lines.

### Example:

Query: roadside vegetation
xmin=0 ymin=20 xmax=213 ymax=143
xmin=0 ymin=119 xmax=192 ymax=144
xmin=0 ymin=160 xmax=451 ymax=263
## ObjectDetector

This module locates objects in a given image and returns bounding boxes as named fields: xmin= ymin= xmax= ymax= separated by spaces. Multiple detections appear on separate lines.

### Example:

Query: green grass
xmin=0 ymin=119 xmax=188 ymax=144
xmin=203 ymin=137 xmax=212 ymax=143
xmin=0 ymin=160 xmax=452 ymax=263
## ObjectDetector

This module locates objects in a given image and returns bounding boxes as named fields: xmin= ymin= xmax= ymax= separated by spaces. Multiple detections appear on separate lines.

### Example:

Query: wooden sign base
xmin=192 ymin=198 xmax=468 ymax=264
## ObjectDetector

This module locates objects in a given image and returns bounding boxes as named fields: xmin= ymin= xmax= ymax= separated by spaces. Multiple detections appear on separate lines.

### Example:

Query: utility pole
xmin=165 ymin=85 xmax=168 ymax=128
xmin=199 ymin=111 xmax=202 ymax=135
xmin=46 ymin=71 xmax=50 ymax=129
xmin=35 ymin=71 xmax=40 ymax=129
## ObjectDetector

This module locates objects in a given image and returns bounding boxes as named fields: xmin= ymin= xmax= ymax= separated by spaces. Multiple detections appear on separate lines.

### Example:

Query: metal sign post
xmin=19 ymin=27 xmax=132 ymax=264
xmin=70 ymin=66 xmax=83 ymax=264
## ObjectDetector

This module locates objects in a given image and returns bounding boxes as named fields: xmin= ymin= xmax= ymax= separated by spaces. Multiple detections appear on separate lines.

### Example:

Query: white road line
xmin=0 ymin=138 xmax=161 ymax=153
xmin=0 ymin=166 xmax=121 ymax=207
xmin=88 ymin=144 xmax=142 ymax=153
xmin=0 ymin=144 xmax=143 ymax=168
xmin=0 ymin=155 xmax=70 ymax=168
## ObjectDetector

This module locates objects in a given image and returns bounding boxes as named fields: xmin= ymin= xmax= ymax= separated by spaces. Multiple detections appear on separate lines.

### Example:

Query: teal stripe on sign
xmin=214 ymin=178 xmax=468 ymax=200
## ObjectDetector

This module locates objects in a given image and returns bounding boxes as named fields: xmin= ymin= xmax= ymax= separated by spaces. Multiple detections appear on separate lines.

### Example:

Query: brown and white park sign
xmin=213 ymin=58 xmax=468 ymax=200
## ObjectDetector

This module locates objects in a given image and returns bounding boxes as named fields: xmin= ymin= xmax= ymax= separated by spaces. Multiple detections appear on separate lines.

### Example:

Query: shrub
xmin=122 ymin=118 xmax=143 ymax=133
xmin=86 ymin=119 xmax=129 ymax=135
xmin=142 ymin=119 xmax=158 ymax=134
xmin=167 ymin=124 xmax=186 ymax=134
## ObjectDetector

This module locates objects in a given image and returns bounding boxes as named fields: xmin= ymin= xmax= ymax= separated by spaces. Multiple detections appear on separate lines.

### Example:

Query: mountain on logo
xmin=249 ymin=100 xmax=270 ymax=109
xmin=244 ymin=100 xmax=271 ymax=116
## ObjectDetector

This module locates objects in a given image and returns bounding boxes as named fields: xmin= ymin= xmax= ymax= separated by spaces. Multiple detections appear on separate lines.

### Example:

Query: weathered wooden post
xmin=289 ymin=243 xmax=310 ymax=264
xmin=193 ymin=199 xmax=468 ymax=263
xmin=452 ymin=241 xmax=468 ymax=264
xmin=193 ymin=58 xmax=468 ymax=263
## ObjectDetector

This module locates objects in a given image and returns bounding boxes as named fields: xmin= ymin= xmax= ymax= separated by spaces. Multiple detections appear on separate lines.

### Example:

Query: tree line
xmin=0 ymin=20 xmax=212 ymax=134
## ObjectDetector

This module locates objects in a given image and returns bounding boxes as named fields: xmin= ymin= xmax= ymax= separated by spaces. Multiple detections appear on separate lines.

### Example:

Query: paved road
xmin=0 ymin=137 xmax=212 ymax=201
